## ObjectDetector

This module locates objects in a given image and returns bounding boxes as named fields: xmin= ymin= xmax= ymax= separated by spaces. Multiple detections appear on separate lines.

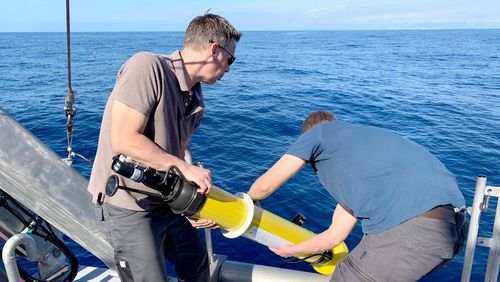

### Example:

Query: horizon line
xmin=1 ymin=27 xmax=499 ymax=33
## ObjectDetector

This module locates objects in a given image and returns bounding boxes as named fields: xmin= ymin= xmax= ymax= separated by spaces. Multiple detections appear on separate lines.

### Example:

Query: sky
xmin=1 ymin=0 xmax=499 ymax=32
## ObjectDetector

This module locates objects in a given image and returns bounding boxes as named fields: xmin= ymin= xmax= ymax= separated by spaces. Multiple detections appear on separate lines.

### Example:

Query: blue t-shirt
xmin=287 ymin=120 xmax=465 ymax=234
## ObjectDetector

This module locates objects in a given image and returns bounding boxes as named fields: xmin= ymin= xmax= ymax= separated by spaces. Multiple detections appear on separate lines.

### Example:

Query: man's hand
xmin=269 ymin=245 xmax=295 ymax=258
xmin=187 ymin=217 xmax=218 ymax=229
xmin=181 ymin=164 xmax=212 ymax=194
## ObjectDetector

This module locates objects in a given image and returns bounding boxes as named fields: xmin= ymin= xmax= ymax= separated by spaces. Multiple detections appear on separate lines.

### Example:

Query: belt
xmin=419 ymin=205 xmax=457 ymax=224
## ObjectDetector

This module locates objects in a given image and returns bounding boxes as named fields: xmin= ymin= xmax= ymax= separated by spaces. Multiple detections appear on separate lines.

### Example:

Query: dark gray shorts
xmin=331 ymin=213 xmax=465 ymax=282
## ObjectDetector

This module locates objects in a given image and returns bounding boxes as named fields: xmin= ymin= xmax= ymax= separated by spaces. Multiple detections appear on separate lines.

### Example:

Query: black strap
xmin=283 ymin=250 xmax=333 ymax=266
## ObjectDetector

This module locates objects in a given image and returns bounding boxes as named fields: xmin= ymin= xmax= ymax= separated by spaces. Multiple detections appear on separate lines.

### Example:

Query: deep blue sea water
xmin=0 ymin=30 xmax=499 ymax=281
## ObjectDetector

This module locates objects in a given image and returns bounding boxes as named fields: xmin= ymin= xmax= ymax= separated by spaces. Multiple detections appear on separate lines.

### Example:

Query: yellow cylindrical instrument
xmin=108 ymin=154 xmax=348 ymax=275
xmin=194 ymin=186 xmax=349 ymax=275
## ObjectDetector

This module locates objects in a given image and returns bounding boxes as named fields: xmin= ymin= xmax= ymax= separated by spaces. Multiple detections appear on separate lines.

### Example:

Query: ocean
xmin=0 ymin=30 xmax=499 ymax=281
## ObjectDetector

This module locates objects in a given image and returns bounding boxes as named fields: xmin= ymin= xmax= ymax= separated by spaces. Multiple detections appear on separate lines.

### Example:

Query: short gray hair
xmin=184 ymin=13 xmax=241 ymax=50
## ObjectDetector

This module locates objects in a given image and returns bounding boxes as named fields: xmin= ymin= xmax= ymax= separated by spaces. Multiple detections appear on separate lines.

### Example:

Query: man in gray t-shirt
xmin=88 ymin=14 xmax=240 ymax=282
xmin=248 ymin=110 xmax=466 ymax=281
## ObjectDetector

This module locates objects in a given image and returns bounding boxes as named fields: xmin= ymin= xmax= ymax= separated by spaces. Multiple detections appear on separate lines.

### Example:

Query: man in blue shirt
xmin=248 ymin=110 xmax=466 ymax=281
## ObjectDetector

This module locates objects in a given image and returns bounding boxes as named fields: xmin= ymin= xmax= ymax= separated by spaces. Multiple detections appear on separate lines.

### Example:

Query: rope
xmin=66 ymin=0 xmax=72 ymax=93
xmin=63 ymin=0 xmax=76 ymax=165
xmin=62 ymin=0 xmax=92 ymax=166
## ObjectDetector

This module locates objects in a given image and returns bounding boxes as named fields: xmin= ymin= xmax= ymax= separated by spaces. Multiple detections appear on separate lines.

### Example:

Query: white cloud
xmin=354 ymin=12 xmax=429 ymax=22
xmin=367 ymin=12 xmax=424 ymax=21
xmin=305 ymin=5 xmax=346 ymax=19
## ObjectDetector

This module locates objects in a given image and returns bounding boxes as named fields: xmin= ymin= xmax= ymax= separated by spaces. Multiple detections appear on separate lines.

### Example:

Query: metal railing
xmin=461 ymin=175 xmax=500 ymax=282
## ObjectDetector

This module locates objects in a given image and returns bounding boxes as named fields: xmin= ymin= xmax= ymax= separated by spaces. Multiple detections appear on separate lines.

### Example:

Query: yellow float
xmin=193 ymin=185 xmax=349 ymax=275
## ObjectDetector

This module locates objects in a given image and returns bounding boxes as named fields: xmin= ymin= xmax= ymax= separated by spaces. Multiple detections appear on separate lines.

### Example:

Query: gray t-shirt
xmin=88 ymin=51 xmax=204 ymax=211
xmin=287 ymin=120 xmax=465 ymax=234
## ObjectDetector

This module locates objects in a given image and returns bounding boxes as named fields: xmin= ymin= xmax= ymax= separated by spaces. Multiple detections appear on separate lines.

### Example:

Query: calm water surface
xmin=0 ymin=30 xmax=499 ymax=281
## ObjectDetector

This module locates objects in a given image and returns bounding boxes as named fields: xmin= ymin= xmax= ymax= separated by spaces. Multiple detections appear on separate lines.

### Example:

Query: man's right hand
xmin=187 ymin=217 xmax=218 ymax=229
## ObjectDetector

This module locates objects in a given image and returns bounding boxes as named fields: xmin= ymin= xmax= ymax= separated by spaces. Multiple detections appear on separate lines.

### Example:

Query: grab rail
xmin=461 ymin=175 xmax=500 ymax=282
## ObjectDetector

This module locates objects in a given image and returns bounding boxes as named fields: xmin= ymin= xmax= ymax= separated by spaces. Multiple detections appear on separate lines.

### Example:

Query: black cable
xmin=66 ymin=0 xmax=72 ymax=93
xmin=282 ymin=250 xmax=333 ymax=266
xmin=17 ymin=233 xmax=79 ymax=282
xmin=0 ymin=192 xmax=79 ymax=281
